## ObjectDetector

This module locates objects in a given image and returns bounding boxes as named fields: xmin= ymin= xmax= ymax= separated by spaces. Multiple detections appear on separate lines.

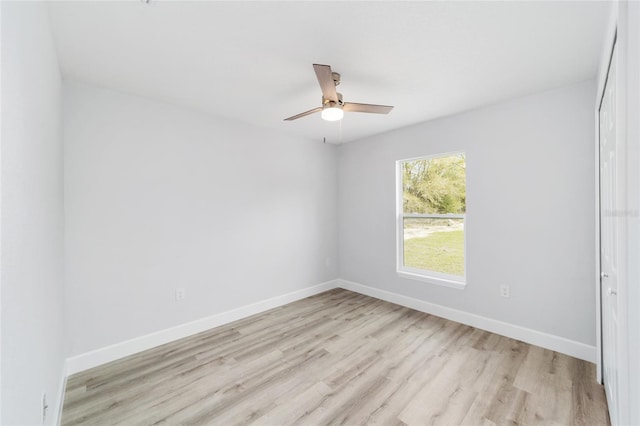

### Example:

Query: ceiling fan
xmin=284 ymin=64 xmax=394 ymax=122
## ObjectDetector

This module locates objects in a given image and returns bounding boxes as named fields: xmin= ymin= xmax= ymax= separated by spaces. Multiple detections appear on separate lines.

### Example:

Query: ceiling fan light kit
xmin=285 ymin=64 xmax=393 ymax=122
xmin=321 ymin=106 xmax=344 ymax=121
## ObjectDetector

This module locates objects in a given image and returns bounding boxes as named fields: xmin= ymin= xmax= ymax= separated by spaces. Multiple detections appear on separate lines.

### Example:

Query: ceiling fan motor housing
xmin=323 ymin=92 xmax=344 ymax=109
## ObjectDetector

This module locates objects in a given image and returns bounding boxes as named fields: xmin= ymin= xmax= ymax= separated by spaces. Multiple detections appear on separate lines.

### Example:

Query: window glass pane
xmin=402 ymin=154 xmax=466 ymax=214
xmin=403 ymin=218 xmax=464 ymax=276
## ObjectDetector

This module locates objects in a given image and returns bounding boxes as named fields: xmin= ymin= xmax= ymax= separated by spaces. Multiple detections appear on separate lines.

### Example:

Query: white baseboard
xmin=66 ymin=280 xmax=338 ymax=375
xmin=65 ymin=277 xmax=595 ymax=378
xmin=337 ymin=279 xmax=596 ymax=362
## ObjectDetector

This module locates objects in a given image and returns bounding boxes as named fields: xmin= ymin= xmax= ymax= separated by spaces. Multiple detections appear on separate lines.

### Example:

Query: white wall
xmin=64 ymin=81 xmax=338 ymax=356
xmin=1 ymin=2 xmax=67 ymax=425
xmin=338 ymin=80 xmax=596 ymax=346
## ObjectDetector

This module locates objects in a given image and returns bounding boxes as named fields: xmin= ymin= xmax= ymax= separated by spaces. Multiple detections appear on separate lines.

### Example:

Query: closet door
xmin=599 ymin=40 xmax=620 ymax=426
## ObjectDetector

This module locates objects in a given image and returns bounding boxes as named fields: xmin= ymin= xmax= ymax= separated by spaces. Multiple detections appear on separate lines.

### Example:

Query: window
xmin=396 ymin=152 xmax=466 ymax=288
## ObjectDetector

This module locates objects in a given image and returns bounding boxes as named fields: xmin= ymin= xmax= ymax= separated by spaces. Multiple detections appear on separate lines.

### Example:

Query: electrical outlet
xmin=175 ymin=287 xmax=185 ymax=301
xmin=41 ymin=392 xmax=48 ymax=425
xmin=500 ymin=285 xmax=511 ymax=298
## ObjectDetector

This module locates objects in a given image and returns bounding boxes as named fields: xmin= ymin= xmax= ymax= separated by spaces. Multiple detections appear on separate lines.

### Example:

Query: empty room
xmin=2 ymin=1 xmax=639 ymax=425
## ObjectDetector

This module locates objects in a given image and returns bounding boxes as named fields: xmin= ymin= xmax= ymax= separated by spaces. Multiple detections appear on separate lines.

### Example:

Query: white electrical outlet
xmin=175 ymin=287 xmax=185 ymax=301
xmin=500 ymin=285 xmax=511 ymax=298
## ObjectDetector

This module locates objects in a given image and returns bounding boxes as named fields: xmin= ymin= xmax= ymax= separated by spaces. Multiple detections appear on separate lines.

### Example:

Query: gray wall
xmin=63 ymin=81 xmax=338 ymax=356
xmin=1 ymin=2 xmax=67 ymax=424
xmin=338 ymin=80 xmax=596 ymax=345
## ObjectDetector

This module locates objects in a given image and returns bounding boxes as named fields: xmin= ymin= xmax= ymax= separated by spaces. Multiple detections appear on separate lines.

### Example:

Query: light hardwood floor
xmin=61 ymin=289 xmax=609 ymax=425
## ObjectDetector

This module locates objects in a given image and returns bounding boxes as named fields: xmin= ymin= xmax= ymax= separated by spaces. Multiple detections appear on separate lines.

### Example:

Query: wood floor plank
xmin=61 ymin=289 xmax=609 ymax=425
xmin=258 ymin=381 xmax=333 ymax=425
xmin=398 ymin=348 xmax=478 ymax=425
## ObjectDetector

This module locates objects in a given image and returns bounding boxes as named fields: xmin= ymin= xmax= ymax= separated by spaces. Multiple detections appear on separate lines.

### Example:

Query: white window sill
xmin=397 ymin=270 xmax=466 ymax=290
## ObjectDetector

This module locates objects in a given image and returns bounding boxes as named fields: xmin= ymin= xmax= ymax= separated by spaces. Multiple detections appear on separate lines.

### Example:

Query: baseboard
xmin=337 ymin=279 xmax=596 ymax=362
xmin=64 ymin=277 xmax=595 ymax=376
xmin=66 ymin=280 xmax=338 ymax=375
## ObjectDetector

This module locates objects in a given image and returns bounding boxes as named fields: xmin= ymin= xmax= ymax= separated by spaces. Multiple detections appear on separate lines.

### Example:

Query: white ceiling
xmin=47 ymin=1 xmax=610 ymax=144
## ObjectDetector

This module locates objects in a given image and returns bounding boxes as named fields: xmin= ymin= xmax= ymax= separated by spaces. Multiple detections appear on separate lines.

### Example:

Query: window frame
xmin=396 ymin=152 xmax=467 ymax=289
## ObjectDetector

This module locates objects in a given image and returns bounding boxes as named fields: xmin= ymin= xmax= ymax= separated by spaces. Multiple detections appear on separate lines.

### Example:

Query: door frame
xmin=595 ymin=2 xmax=632 ymax=425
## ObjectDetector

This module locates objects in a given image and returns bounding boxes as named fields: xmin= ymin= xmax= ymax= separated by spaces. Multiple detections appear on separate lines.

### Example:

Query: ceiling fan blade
xmin=313 ymin=64 xmax=338 ymax=103
xmin=284 ymin=107 xmax=322 ymax=121
xmin=343 ymin=102 xmax=394 ymax=114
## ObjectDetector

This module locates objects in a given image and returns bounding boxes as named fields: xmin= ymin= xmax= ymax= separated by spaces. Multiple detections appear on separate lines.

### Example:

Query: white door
xmin=599 ymin=41 xmax=619 ymax=425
